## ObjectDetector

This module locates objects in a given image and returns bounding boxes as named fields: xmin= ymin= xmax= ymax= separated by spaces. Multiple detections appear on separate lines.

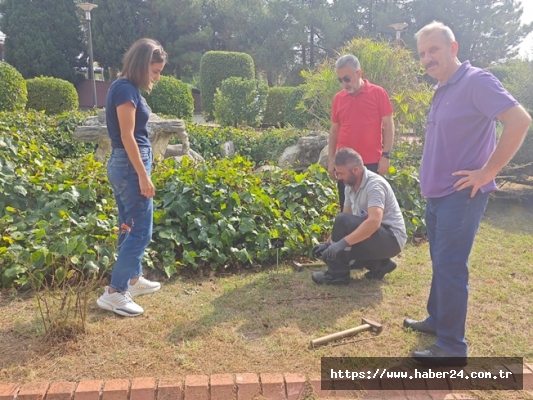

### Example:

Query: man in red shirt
xmin=328 ymin=54 xmax=395 ymax=208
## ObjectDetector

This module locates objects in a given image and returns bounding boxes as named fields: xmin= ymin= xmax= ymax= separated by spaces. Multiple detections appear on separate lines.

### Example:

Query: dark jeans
xmin=323 ymin=213 xmax=401 ymax=277
xmin=107 ymin=147 xmax=153 ymax=292
xmin=423 ymin=189 xmax=489 ymax=356
xmin=337 ymin=162 xmax=378 ymax=209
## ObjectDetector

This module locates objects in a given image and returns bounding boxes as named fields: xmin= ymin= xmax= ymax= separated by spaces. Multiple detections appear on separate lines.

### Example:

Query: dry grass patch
xmin=0 ymin=197 xmax=532 ymax=400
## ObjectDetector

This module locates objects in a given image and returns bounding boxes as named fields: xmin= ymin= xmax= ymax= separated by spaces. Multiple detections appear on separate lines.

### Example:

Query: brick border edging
xmin=0 ymin=364 xmax=531 ymax=400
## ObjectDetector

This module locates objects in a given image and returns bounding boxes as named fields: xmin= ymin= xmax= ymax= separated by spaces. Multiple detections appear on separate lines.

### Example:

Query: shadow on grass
xmin=167 ymin=267 xmax=387 ymax=346
xmin=484 ymin=194 xmax=533 ymax=235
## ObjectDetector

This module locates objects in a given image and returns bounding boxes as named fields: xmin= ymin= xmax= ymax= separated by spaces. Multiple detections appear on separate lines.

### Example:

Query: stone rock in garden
xmin=254 ymin=165 xmax=281 ymax=174
xmin=165 ymin=144 xmax=184 ymax=158
xmin=278 ymin=144 xmax=299 ymax=169
xmin=277 ymin=131 xmax=329 ymax=171
xmin=172 ymin=148 xmax=204 ymax=164
xmin=74 ymin=109 xmax=200 ymax=163
xmin=220 ymin=141 xmax=235 ymax=158
xmin=318 ymin=144 xmax=329 ymax=169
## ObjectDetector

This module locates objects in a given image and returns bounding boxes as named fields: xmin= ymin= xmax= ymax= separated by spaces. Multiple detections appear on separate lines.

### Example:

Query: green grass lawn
xmin=0 ymin=197 xmax=532 ymax=399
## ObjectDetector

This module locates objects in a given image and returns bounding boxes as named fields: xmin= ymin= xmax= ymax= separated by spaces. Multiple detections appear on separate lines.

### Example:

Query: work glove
xmin=312 ymin=242 xmax=330 ymax=257
xmin=322 ymin=238 xmax=349 ymax=260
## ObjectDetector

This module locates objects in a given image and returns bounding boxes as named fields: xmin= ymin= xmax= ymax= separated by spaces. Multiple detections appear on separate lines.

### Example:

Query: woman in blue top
xmin=97 ymin=38 xmax=167 ymax=317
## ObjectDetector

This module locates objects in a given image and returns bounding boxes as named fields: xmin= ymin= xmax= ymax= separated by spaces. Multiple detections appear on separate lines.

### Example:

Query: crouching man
xmin=312 ymin=147 xmax=407 ymax=285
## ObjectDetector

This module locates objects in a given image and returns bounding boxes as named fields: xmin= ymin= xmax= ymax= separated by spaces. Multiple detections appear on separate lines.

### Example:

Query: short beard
xmin=343 ymin=172 xmax=358 ymax=187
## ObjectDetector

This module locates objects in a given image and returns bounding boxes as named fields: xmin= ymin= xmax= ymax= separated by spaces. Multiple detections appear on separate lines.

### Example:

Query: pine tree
xmin=408 ymin=0 xmax=533 ymax=66
xmin=90 ymin=0 xmax=147 ymax=77
xmin=0 ymin=0 xmax=83 ymax=82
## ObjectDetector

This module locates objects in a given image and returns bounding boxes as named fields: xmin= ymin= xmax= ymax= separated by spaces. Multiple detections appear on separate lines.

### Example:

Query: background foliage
xmin=213 ymin=78 xmax=268 ymax=127
xmin=3 ymin=0 xmax=530 ymax=86
xmin=0 ymin=0 xmax=83 ymax=83
xmin=0 ymin=62 xmax=28 ymax=112
xmin=26 ymin=77 xmax=79 ymax=115
xmin=263 ymin=87 xmax=293 ymax=127
xmin=143 ymin=75 xmax=194 ymax=121
xmin=199 ymin=51 xmax=255 ymax=120
xmin=186 ymin=124 xmax=302 ymax=165
xmin=1 ymin=109 xmax=427 ymax=289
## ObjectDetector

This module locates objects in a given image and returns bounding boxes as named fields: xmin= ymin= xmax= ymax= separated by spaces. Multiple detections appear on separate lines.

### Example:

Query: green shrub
xmin=506 ymin=125 xmax=533 ymax=177
xmin=213 ymin=77 xmax=268 ymax=127
xmin=151 ymin=157 xmax=337 ymax=276
xmin=263 ymin=87 xmax=292 ymax=127
xmin=0 ymin=111 xmax=116 ymax=289
xmin=0 ymin=62 xmax=27 ymax=112
xmin=143 ymin=75 xmax=194 ymax=121
xmin=284 ymin=86 xmax=309 ymax=128
xmin=186 ymin=124 xmax=302 ymax=165
xmin=199 ymin=51 xmax=255 ymax=120
xmin=25 ymin=76 xmax=79 ymax=115
xmin=1 ymin=110 xmax=427 ymax=289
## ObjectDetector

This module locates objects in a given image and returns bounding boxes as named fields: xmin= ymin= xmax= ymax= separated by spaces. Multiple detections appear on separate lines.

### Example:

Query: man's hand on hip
xmin=452 ymin=168 xmax=494 ymax=198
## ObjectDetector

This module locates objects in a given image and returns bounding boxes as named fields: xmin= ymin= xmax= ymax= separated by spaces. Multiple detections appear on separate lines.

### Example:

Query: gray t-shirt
xmin=344 ymin=168 xmax=407 ymax=249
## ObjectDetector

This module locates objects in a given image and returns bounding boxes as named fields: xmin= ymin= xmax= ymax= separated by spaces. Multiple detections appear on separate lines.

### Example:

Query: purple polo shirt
xmin=420 ymin=61 xmax=518 ymax=198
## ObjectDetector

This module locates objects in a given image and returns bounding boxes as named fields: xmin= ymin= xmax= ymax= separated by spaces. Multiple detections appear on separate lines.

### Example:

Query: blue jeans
xmin=423 ymin=189 xmax=489 ymax=356
xmin=107 ymin=147 xmax=153 ymax=292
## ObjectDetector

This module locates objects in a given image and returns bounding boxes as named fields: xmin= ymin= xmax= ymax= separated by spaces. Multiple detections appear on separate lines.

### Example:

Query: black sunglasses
xmin=337 ymin=76 xmax=351 ymax=83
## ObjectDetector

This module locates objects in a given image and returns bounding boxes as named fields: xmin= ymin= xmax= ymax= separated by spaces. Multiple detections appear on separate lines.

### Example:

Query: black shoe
xmin=364 ymin=259 xmax=396 ymax=279
xmin=403 ymin=318 xmax=436 ymax=335
xmin=349 ymin=259 xmax=379 ymax=271
xmin=412 ymin=344 xmax=467 ymax=367
xmin=311 ymin=270 xmax=350 ymax=285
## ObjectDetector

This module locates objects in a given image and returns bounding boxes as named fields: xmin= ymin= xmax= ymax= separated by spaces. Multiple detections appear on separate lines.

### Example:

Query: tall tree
xmin=90 ymin=0 xmax=148 ymax=79
xmin=145 ymin=0 xmax=211 ymax=79
xmin=0 ymin=0 xmax=83 ymax=82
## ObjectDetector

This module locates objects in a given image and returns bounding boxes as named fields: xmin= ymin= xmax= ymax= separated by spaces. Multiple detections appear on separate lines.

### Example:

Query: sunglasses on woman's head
xmin=337 ymin=76 xmax=351 ymax=83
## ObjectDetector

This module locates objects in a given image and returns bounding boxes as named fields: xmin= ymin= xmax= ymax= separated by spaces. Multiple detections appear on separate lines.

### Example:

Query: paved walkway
xmin=1 ymin=366 xmax=532 ymax=400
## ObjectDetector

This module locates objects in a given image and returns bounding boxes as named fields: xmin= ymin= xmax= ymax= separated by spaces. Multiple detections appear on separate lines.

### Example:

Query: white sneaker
xmin=128 ymin=276 xmax=161 ymax=297
xmin=96 ymin=287 xmax=144 ymax=317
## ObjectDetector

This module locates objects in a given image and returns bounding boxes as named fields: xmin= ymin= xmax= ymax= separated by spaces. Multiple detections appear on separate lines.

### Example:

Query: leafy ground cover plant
xmin=186 ymin=123 xmax=302 ymax=165
xmin=1 ymin=110 xmax=426 ymax=290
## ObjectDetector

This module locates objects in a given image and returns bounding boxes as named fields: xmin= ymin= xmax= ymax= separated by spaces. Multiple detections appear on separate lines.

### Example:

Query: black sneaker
xmin=364 ymin=259 xmax=397 ymax=279
xmin=311 ymin=270 xmax=350 ymax=285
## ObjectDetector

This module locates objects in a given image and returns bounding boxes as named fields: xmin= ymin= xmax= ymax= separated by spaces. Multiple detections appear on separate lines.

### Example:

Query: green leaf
xmin=4 ymin=265 xmax=26 ymax=278
xmin=164 ymin=263 xmax=177 ymax=278
xmin=54 ymin=267 xmax=66 ymax=284
xmin=13 ymin=186 xmax=27 ymax=196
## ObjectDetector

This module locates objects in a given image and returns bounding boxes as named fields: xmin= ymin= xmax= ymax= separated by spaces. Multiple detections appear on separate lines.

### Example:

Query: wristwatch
xmin=381 ymin=151 xmax=391 ymax=159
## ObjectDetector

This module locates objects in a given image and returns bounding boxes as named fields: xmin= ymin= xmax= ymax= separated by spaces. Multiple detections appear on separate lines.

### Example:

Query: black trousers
xmin=337 ymin=162 xmax=378 ymax=209
xmin=324 ymin=213 xmax=401 ymax=277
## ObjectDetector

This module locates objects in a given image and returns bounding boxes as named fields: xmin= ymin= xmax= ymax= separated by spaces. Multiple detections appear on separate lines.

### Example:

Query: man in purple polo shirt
xmin=403 ymin=21 xmax=531 ymax=366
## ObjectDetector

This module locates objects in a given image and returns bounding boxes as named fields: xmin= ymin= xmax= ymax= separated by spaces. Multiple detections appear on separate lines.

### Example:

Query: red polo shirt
xmin=331 ymin=79 xmax=393 ymax=164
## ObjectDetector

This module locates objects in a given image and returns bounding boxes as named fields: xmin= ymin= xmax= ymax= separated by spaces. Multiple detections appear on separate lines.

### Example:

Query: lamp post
xmin=77 ymin=2 xmax=98 ymax=108
xmin=389 ymin=23 xmax=408 ymax=45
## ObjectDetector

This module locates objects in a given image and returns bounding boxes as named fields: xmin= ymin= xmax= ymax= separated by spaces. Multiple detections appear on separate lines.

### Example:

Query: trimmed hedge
xmin=199 ymin=51 xmax=254 ymax=120
xmin=26 ymin=76 xmax=79 ymax=114
xmin=213 ymin=77 xmax=268 ymax=127
xmin=0 ymin=62 xmax=27 ymax=112
xmin=263 ymin=87 xmax=292 ymax=127
xmin=284 ymin=86 xmax=308 ymax=128
xmin=144 ymin=75 xmax=194 ymax=121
